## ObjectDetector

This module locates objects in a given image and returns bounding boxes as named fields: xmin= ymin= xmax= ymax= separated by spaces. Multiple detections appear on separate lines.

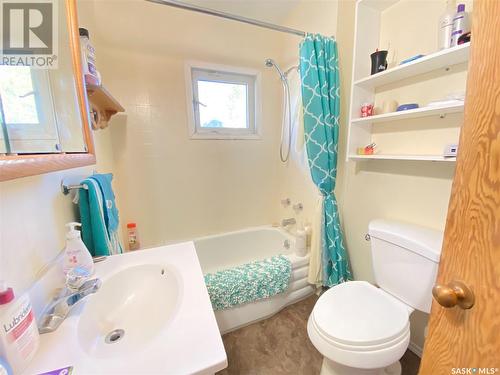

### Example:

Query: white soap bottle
xmin=438 ymin=0 xmax=456 ymax=50
xmin=63 ymin=222 xmax=95 ymax=275
xmin=450 ymin=3 xmax=470 ymax=47
xmin=0 ymin=281 xmax=40 ymax=374
xmin=295 ymin=223 xmax=308 ymax=257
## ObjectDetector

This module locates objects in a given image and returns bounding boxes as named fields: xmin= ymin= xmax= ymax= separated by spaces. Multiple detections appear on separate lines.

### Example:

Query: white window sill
xmin=189 ymin=131 xmax=262 ymax=140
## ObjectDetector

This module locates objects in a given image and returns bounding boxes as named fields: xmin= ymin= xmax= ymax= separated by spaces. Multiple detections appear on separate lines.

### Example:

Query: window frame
xmin=185 ymin=61 xmax=261 ymax=140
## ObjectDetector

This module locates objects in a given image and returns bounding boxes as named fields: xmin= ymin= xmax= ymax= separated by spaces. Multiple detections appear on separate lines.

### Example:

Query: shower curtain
xmin=299 ymin=34 xmax=352 ymax=287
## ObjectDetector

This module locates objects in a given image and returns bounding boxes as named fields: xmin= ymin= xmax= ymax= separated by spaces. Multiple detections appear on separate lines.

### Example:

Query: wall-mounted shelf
xmin=86 ymin=84 xmax=125 ymax=129
xmin=346 ymin=0 xmax=469 ymax=163
xmin=354 ymin=42 xmax=470 ymax=90
xmin=349 ymin=154 xmax=456 ymax=162
xmin=351 ymin=102 xmax=464 ymax=125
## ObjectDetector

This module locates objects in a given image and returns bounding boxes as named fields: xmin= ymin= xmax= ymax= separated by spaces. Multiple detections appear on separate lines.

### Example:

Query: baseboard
xmin=408 ymin=341 xmax=423 ymax=358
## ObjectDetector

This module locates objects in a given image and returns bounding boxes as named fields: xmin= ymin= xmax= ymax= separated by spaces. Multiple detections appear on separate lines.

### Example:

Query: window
xmin=0 ymin=66 xmax=59 ymax=153
xmin=186 ymin=62 xmax=261 ymax=139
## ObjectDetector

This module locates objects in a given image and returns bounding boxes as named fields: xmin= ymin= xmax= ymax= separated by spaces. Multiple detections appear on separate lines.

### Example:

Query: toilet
xmin=307 ymin=219 xmax=443 ymax=375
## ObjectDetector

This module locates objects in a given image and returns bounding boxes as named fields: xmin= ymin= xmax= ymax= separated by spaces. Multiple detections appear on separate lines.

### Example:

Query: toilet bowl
xmin=308 ymin=281 xmax=412 ymax=375
xmin=307 ymin=220 xmax=444 ymax=375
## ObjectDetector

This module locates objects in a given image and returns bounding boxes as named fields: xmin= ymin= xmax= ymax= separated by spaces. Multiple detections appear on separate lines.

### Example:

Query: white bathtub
xmin=194 ymin=226 xmax=314 ymax=334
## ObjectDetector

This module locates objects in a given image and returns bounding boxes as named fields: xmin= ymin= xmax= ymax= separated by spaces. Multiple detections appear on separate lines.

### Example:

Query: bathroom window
xmin=186 ymin=62 xmax=261 ymax=139
xmin=0 ymin=66 xmax=60 ymax=153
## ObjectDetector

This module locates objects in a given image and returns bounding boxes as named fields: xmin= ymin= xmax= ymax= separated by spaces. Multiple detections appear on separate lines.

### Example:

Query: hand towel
xmin=79 ymin=173 xmax=123 ymax=257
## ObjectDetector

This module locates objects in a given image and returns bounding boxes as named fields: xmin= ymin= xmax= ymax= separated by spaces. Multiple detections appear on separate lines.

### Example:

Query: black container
xmin=370 ymin=50 xmax=388 ymax=75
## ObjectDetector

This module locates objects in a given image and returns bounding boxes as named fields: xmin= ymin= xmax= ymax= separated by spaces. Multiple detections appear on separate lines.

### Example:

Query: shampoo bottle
xmin=63 ymin=222 xmax=95 ymax=275
xmin=0 ymin=282 xmax=39 ymax=374
xmin=438 ymin=0 xmax=456 ymax=50
xmin=450 ymin=4 xmax=470 ymax=47
xmin=295 ymin=223 xmax=308 ymax=257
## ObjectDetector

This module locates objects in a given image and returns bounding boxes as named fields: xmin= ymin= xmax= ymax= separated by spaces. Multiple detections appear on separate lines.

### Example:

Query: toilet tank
xmin=368 ymin=220 xmax=444 ymax=313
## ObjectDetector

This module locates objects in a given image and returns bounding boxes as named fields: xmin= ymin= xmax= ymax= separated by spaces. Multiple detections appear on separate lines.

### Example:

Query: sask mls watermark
xmin=0 ymin=0 xmax=58 ymax=68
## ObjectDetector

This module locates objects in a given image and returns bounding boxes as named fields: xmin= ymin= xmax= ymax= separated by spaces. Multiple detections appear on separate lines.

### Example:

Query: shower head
xmin=264 ymin=58 xmax=286 ymax=81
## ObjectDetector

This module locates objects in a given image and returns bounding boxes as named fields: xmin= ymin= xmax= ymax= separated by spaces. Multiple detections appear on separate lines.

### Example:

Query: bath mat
xmin=204 ymin=255 xmax=292 ymax=311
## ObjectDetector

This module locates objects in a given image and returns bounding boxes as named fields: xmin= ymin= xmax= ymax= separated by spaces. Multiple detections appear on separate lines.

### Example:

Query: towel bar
xmin=61 ymin=180 xmax=88 ymax=195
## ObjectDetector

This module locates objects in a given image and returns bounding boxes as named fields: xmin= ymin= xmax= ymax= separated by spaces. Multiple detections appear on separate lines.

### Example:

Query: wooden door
xmin=419 ymin=0 xmax=500 ymax=373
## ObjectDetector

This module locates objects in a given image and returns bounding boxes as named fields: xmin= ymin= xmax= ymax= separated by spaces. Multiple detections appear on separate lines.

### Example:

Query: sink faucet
xmin=281 ymin=218 xmax=296 ymax=227
xmin=38 ymin=268 xmax=101 ymax=334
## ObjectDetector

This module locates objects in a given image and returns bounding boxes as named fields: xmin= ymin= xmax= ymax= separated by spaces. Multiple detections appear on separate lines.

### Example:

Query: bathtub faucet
xmin=281 ymin=218 xmax=296 ymax=227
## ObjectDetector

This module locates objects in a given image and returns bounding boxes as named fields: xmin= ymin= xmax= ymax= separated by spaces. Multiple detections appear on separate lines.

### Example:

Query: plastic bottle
xmin=450 ymin=4 xmax=470 ymax=47
xmin=295 ymin=223 xmax=308 ymax=257
xmin=438 ymin=0 xmax=456 ymax=50
xmin=63 ymin=222 xmax=95 ymax=275
xmin=0 ymin=357 xmax=12 ymax=375
xmin=0 ymin=282 xmax=39 ymax=374
xmin=127 ymin=223 xmax=140 ymax=251
xmin=79 ymin=28 xmax=101 ymax=86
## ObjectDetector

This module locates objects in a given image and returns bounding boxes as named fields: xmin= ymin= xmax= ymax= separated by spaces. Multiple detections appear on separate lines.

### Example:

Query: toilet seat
xmin=308 ymin=281 xmax=411 ymax=370
xmin=312 ymin=281 xmax=410 ymax=348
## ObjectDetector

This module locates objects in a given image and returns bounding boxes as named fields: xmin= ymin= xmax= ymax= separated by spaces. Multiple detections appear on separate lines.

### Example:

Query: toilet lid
xmin=312 ymin=281 xmax=409 ymax=347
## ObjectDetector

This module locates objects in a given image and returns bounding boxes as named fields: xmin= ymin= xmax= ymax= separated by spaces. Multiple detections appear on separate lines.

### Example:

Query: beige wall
xmin=83 ymin=0 xmax=291 ymax=247
xmin=0 ymin=130 xmax=115 ymax=293
xmin=0 ymin=2 xmax=118 ymax=294
xmin=335 ymin=0 xmax=470 ymax=353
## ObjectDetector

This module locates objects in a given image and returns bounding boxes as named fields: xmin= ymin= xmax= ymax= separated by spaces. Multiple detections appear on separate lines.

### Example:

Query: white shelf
xmin=348 ymin=154 xmax=456 ymax=162
xmin=354 ymin=43 xmax=471 ymax=90
xmin=351 ymin=102 xmax=464 ymax=125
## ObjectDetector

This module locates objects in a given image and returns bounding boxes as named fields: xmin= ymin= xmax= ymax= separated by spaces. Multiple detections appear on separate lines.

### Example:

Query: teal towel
xmin=79 ymin=173 xmax=123 ymax=257
xmin=204 ymin=255 xmax=292 ymax=311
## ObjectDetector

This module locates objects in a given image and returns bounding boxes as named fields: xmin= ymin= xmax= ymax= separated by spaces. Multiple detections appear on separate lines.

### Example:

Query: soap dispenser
xmin=63 ymin=222 xmax=94 ymax=275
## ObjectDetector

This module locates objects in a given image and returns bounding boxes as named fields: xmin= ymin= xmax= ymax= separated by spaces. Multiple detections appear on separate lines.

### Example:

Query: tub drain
xmin=105 ymin=329 xmax=125 ymax=344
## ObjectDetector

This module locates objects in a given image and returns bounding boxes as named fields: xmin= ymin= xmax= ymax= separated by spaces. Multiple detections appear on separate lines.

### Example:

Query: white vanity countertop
xmin=23 ymin=242 xmax=227 ymax=375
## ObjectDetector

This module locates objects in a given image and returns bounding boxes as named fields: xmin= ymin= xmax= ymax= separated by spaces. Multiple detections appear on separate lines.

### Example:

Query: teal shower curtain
xmin=299 ymin=34 xmax=352 ymax=287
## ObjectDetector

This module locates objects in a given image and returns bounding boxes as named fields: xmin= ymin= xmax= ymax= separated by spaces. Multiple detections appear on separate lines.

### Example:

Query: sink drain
xmin=105 ymin=329 xmax=125 ymax=344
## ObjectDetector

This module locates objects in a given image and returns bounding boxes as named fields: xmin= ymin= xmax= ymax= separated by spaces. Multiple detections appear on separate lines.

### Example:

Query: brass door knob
xmin=432 ymin=280 xmax=475 ymax=309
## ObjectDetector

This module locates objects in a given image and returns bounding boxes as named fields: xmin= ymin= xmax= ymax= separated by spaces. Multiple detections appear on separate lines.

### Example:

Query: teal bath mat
xmin=204 ymin=255 xmax=292 ymax=311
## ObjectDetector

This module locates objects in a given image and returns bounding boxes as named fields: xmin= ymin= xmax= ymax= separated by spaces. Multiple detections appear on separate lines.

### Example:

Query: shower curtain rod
xmin=146 ymin=0 xmax=307 ymax=37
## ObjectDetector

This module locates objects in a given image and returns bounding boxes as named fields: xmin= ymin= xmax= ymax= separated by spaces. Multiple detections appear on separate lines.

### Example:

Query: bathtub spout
xmin=281 ymin=218 xmax=296 ymax=227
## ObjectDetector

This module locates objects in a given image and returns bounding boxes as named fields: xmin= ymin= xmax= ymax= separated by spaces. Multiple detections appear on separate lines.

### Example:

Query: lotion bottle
xmin=0 ymin=282 xmax=39 ymax=374
xmin=63 ymin=222 xmax=94 ymax=275
xmin=438 ymin=0 xmax=456 ymax=50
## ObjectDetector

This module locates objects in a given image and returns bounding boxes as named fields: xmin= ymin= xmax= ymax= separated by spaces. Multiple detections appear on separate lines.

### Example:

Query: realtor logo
xmin=1 ymin=0 xmax=58 ymax=68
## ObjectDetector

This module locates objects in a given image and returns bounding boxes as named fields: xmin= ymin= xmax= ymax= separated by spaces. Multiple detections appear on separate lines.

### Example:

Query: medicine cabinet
xmin=0 ymin=0 xmax=94 ymax=181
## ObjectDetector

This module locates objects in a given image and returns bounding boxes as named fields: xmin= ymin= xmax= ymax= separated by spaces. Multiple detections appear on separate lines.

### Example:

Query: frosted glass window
xmin=198 ymin=81 xmax=247 ymax=129
xmin=189 ymin=66 xmax=259 ymax=139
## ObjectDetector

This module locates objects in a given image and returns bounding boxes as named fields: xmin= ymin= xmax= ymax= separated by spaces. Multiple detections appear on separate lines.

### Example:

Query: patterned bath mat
xmin=204 ymin=255 xmax=292 ymax=311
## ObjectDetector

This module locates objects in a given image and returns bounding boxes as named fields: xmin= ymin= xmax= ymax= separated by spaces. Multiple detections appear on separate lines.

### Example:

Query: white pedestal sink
xmin=23 ymin=242 xmax=227 ymax=374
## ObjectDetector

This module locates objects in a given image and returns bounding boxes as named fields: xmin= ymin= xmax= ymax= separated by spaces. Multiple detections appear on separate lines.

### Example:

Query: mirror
xmin=0 ymin=0 xmax=94 ymax=181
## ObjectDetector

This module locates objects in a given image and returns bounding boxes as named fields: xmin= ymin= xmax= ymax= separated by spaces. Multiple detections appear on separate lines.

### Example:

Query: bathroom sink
xmin=77 ymin=264 xmax=181 ymax=358
xmin=23 ymin=242 xmax=227 ymax=374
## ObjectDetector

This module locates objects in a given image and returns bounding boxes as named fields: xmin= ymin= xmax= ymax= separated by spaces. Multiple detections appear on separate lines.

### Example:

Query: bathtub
xmin=194 ymin=226 xmax=314 ymax=334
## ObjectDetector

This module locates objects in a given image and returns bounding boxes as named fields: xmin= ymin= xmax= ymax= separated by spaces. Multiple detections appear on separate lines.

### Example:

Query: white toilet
xmin=307 ymin=219 xmax=443 ymax=375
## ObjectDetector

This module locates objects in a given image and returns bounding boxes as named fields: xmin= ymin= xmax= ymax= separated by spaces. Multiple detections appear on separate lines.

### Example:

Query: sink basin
xmin=23 ymin=242 xmax=227 ymax=374
xmin=78 ymin=264 xmax=181 ymax=358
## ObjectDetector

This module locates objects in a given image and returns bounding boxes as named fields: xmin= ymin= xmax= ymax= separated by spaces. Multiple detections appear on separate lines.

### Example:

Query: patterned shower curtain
xmin=299 ymin=34 xmax=352 ymax=287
